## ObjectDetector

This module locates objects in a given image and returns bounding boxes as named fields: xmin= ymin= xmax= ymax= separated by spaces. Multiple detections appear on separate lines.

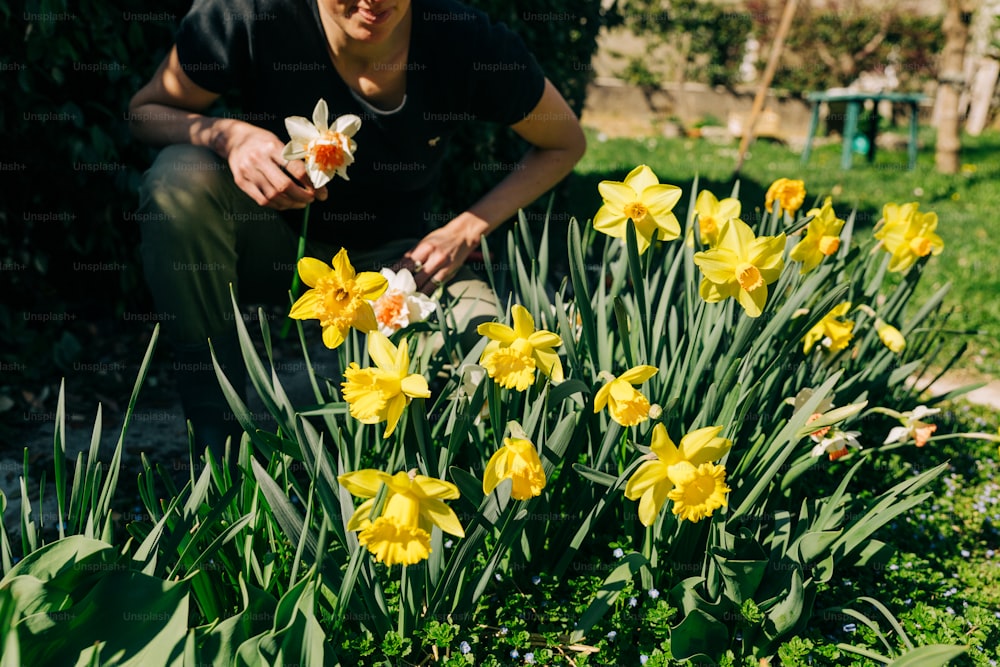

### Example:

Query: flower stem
xmin=279 ymin=203 xmax=311 ymax=339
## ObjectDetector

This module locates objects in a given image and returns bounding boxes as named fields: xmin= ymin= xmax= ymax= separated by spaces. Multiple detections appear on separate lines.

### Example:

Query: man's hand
xmin=218 ymin=122 xmax=327 ymax=210
xmin=400 ymin=214 xmax=487 ymax=294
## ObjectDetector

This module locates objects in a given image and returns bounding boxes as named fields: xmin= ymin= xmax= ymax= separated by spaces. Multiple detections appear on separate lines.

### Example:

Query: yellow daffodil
xmin=693 ymin=219 xmax=786 ymax=318
xmin=876 ymin=319 xmax=906 ymax=353
xmin=789 ymin=197 xmax=845 ymax=273
xmin=282 ymin=98 xmax=361 ymax=187
xmin=338 ymin=468 xmax=465 ymax=567
xmin=882 ymin=405 xmax=940 ymax=447
xmin=874 ymin=202 xmax=944 ymax=273
xmin=694 ymin=189 xmax=741 ymax=247
xmin=625 ymin=424 xmax=733 ymax=526
xmin=810 ymin=429 xmax=862 ymax=461
xmin=341 ymin=331 xmax=430 ymax=438
xmin=802 ymin=301 xmax=855 ymax=354
xmin=478 ymin=305 xmax=563 ymax=391
xmin=483 ymin=437 xmax=546 ymax=500
xmin=288 ymin=248 xmax=388 ymax=349
xmin=765 ymin=178 xmax=806 ymax=216
xmin=593 ymin=165 xmax=682 ymax=254
xmin=593 ymin=365 xmax=658 ymax=427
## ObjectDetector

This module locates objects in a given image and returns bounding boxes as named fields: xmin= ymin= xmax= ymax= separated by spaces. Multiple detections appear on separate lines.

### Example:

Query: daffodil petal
xmin=597 ymin=180 xmax=638 ymax=210
xmin=619 ymin=365 xmax=658 ymax=384
xmin=737 ymin=283 xmax=768 ymax=318
xmin=641 ymin=184 xmax=683 ymax=219
xmin=638 ymin=482 xmax=671 ymax=527
xmin=594 ymin=381 xmax=612 ymax=412
xmin=353 ymin=303 xmax=379 ymax=333
xmin=339 ymin=469 xmax=389 ymax=498
xmin=333 ymin=113 xmax=363 ymax=136
xmin=693 ymin=247 xmax=740 ymax=285
xmin=511 ymin=305 xmax=535 ymax=338
xmin=382 ymin=394 xmax=406 ymax=438
xmin=346 ymin=498 xmax=376 ymax=531
xmin=681 ymin=426 xmax=731 ymax=465
xmin=367 ymin=331 xmax=397 ymax=370
xmin=421 ymin=498 xmax=465 ymax=538
xmin=623 ymin=164 xmax=659 ymax=193
xmin=355 ymin=271 xmax=389 ymax=299
xmin=285 ymin=115 xmax=321 ymax=142
xmin=477 ymin=322 xmax=517 ymax=344
xmin=331 ymin=248 xmax=355 ymax=279
xmin=648 ymin=423 xmax=681 ymax=464
xmin=401 ymin=374 xmax=430 ymax=398
xmin=412 ymin=475 xmax=460 ymax=500
xmin=296 ymin=257 xmax=331 ymax=288
xmin=592 ymin=206 xmax=627 ymax=237
xmin=288 ymin=290 xmax=322 ymax=320
xmin=322 ymin=324 xmax=346 ymax=349
xmin=527 ymin=331 xmax=562 ymax=349
xmin=625 ymin=460 xmax=668 ymax=500
xmin=312 ymin=98 xmax=329 ymax=132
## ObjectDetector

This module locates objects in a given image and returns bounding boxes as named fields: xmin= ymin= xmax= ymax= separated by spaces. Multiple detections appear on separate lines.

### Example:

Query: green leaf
xmin=884 ymin=645 xmax=967 ymax=666
xmin=570 ymin=552 xmax=647 ymax=642
xmin=669 ymin=608 xmax=728 ymax=662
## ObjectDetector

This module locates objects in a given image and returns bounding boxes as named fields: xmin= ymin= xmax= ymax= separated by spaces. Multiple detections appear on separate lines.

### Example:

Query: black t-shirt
xmin=174 ymin=0 xmax=546 ymax=249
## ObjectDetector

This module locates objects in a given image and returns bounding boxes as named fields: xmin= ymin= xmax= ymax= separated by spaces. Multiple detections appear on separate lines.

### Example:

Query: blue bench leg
xmin=841 ymin=101 xmax=859 ymax=170
xmin=908 ymin=103 xmax=919 ymax=170
xmin=802 ymin=103 xmax=821 ymax=165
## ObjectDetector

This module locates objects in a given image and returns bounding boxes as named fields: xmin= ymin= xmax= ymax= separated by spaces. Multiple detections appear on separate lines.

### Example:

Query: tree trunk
xmin=935 ymin=0 xmax=973 ymax=173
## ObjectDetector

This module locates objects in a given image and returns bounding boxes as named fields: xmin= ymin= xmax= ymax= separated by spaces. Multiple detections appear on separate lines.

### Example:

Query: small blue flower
xmin=648 ymin=588 xmax=660 ymax=599
xmin=613 ymin=547 xmax=625 ymax=559
xmin=445 ymin=539 xmax=454 ymax=548
xmin=495 ymin=573 xmax=502 ymax=581
xmin=532 ymin=575 xmax=541 ymax=585
xmin=510 ymin=649 xmax=519 ymax=659
xmin=960 ymin=549 xmax=971 ymax=558
xmin=525 ymin=652 xmax=535 ymax=664
xmin=499 ymin=626 xmax=509 ymax=636
xmin=640 ymin=655 xmax=649 ymax=665
xmin=606 ymin=630 xmax=617 ymax=641
xmin=459 ymin=641 xmax=471 ymax=655
xmin=628 ymin=597 xmax=638 ymax=607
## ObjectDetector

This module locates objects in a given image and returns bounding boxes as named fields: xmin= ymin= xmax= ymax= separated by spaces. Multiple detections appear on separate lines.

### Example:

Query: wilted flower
xmin=338 ymin=468 xmax=464 ymax=567
xmin=693 ymin=219 xmax=786 ymax=318
xmin=765 ymin=178 xmax=806 ymax=216
xmin=625 ymin=424 xmax=733 ymax=525
xmin=789 ymin=197 xmax=845 ymax=273
xmin=282 ymin=98 xmax=361 ymax=187
xmin=874 ymin=202 xmax=944 ymax=272
xmin=594 ymin=365 xmax=658 ymax=427
xmin=341 ymin=331 xmax=430 ymax=438
xmin=478 ymin=304 xmax=563 ymax=391
xmin=288 ymin=248 xmax=387 ymax=349
xmin=483 ymin=436 xmax=546 ymax=500
xmin=372 ymin=268 xmax=436 ymax=336
xmin=802 ymin=301 xmax=855 ymax=354
xmin=593 ymin=165 xmax=682 ymax=254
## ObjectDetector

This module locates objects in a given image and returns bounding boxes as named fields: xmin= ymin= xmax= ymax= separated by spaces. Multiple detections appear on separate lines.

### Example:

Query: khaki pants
xmin=137 ymin=144 xmax=499 ymax=453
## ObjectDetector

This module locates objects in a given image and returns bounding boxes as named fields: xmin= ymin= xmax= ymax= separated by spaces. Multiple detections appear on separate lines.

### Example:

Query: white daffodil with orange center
xmin=341 ymin=331 xmax=430 ymax=438
xmin=593 ymin=365 xmax=658 ymax=427
xmin=372 ymin=268 xmax=436 ymax=336
xmin=882 ymin=405 xmax=940 ymax=447
xmin=593 ymin=165 xmax=682 ymax=254
xmin=478 ymin=305 xmax=563 ymax=391
xmin=694 ymin=189 xmax=741 ymax=247
xmin=811 ymin=429 xmax=862 ymax=461
xmin=483 ymin=436 xmax=546 ymax=500
xmin=789 ymin=197 xmax=845 ymax=273
xmin=288 ymin=248 xmax=387 ymax=349
xmin=282 ymin=98 xmax=361 ymax=187
xmin=693 ymin=219 xmax=786 ymax=318
xmin=874 ymin=202 xmax=944 ymax=273
xmin=338 ymin=469 xmax=465 ymax=567
xmin=625 ymin=424 xmax=733 ymax=526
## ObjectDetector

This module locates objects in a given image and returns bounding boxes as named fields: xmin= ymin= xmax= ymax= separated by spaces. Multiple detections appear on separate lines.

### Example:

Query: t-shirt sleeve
xmin=460 ymin=17 xmax=546 ymax=126
xmin=174 ymin=0 xmax=253 ymax=94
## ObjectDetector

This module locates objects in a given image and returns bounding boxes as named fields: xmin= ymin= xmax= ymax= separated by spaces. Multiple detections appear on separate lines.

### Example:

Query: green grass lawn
xmin=565 ymin=127 xmax=1000 ymax=378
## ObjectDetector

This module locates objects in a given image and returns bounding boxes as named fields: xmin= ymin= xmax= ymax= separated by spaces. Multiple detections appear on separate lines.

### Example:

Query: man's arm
xmin=128 ymin=46 xmax=325 ymax=210
xmin=405 ymin=79 xmax=587 ymax=289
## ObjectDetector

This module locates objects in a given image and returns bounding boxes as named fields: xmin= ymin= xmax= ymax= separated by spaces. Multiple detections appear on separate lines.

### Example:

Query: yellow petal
xmin=619 ymin=365 xmax=658 ymax=385
xmin=527 ymin=330 xmax=562 ymax=349
xmin=322 ymin=323 xmax=347 ymax=349
xmin=477 ymin=322 xmax=517 ymax=344
xmin=640 ymin=184 xmax=683 ymax=222
xmin=649 ymin=423 xmax=682 ymax=465
xmin=412 ymin=475 xmax=460 ymax=500
xmin=421 ymin=498 xmax=466 ymax=538
xmin=367 ymin=331 xmax=398 ymax=371
xmin=680 ymin=426 xmax=731 ymax=465
xmin=592 ymin=205 xmax=628 ymax=237
xmin=483 ymin=447 xmax=507 ymax=495
xmin=737 ymin=283 xmax=768 ymax=318
xmin=346 ymin=498 xmax=376 ymax=531
xmin=511 ymin=304 xmax=535 ymax=339
xmin=382 ymin=394 xmax=407 ymax=438
xmin=331 ymin=248 xmax=355 ymax=280
xmin=533 ymin=347 xmax=563 ymax=382
xmin=296 ymin=257 xmax=332 ymax=288
xmin=597 ymin=180 xmax=638 ymax=210
xmin=338 ymin=469 xmax=390 ymax=498
xmin=623 ymin=164 xmax=659 ymax=193
xmin=288 ymin=290 xmax=322 ymax=320
xmin=637 ymin=482 xmax=671 ymax=527
xmin=594 ymin=381 xmax=612 ymax=412
xmin=352 ymin=303 xmax=379 ymax=333
xmin=355 ymin=271 xmax=389 ymax=299
xmin=693 ymin=247 xmax=740 ymax=285
xmin=625 ymin=459 xmax=668 ymax=500
xmin=401 ymin=374 xmax=430 ymax=398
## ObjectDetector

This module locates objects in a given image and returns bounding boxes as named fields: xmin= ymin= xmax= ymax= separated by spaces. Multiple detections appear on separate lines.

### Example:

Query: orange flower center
xmin=914 ymin=423 xmax=937 ymax=447
xmin=312 ymin=134 xmax=346 ymax=171
xmin=624 ymin=201 xmax=648 ymax=221
xmin=818 ymin=235 xmax=840 ymax=256
xmin=806 ymin=413 xmax=831 ymax=439
xmin=828 ymin=446 xmax=849 ymax=461
xmin=376 ymin=292 xmax=406 ymax=328
xmin=735 ymin=262 xmax=764 ymax=292
xmin=909 ymin=236 xmax=932 ymax=257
